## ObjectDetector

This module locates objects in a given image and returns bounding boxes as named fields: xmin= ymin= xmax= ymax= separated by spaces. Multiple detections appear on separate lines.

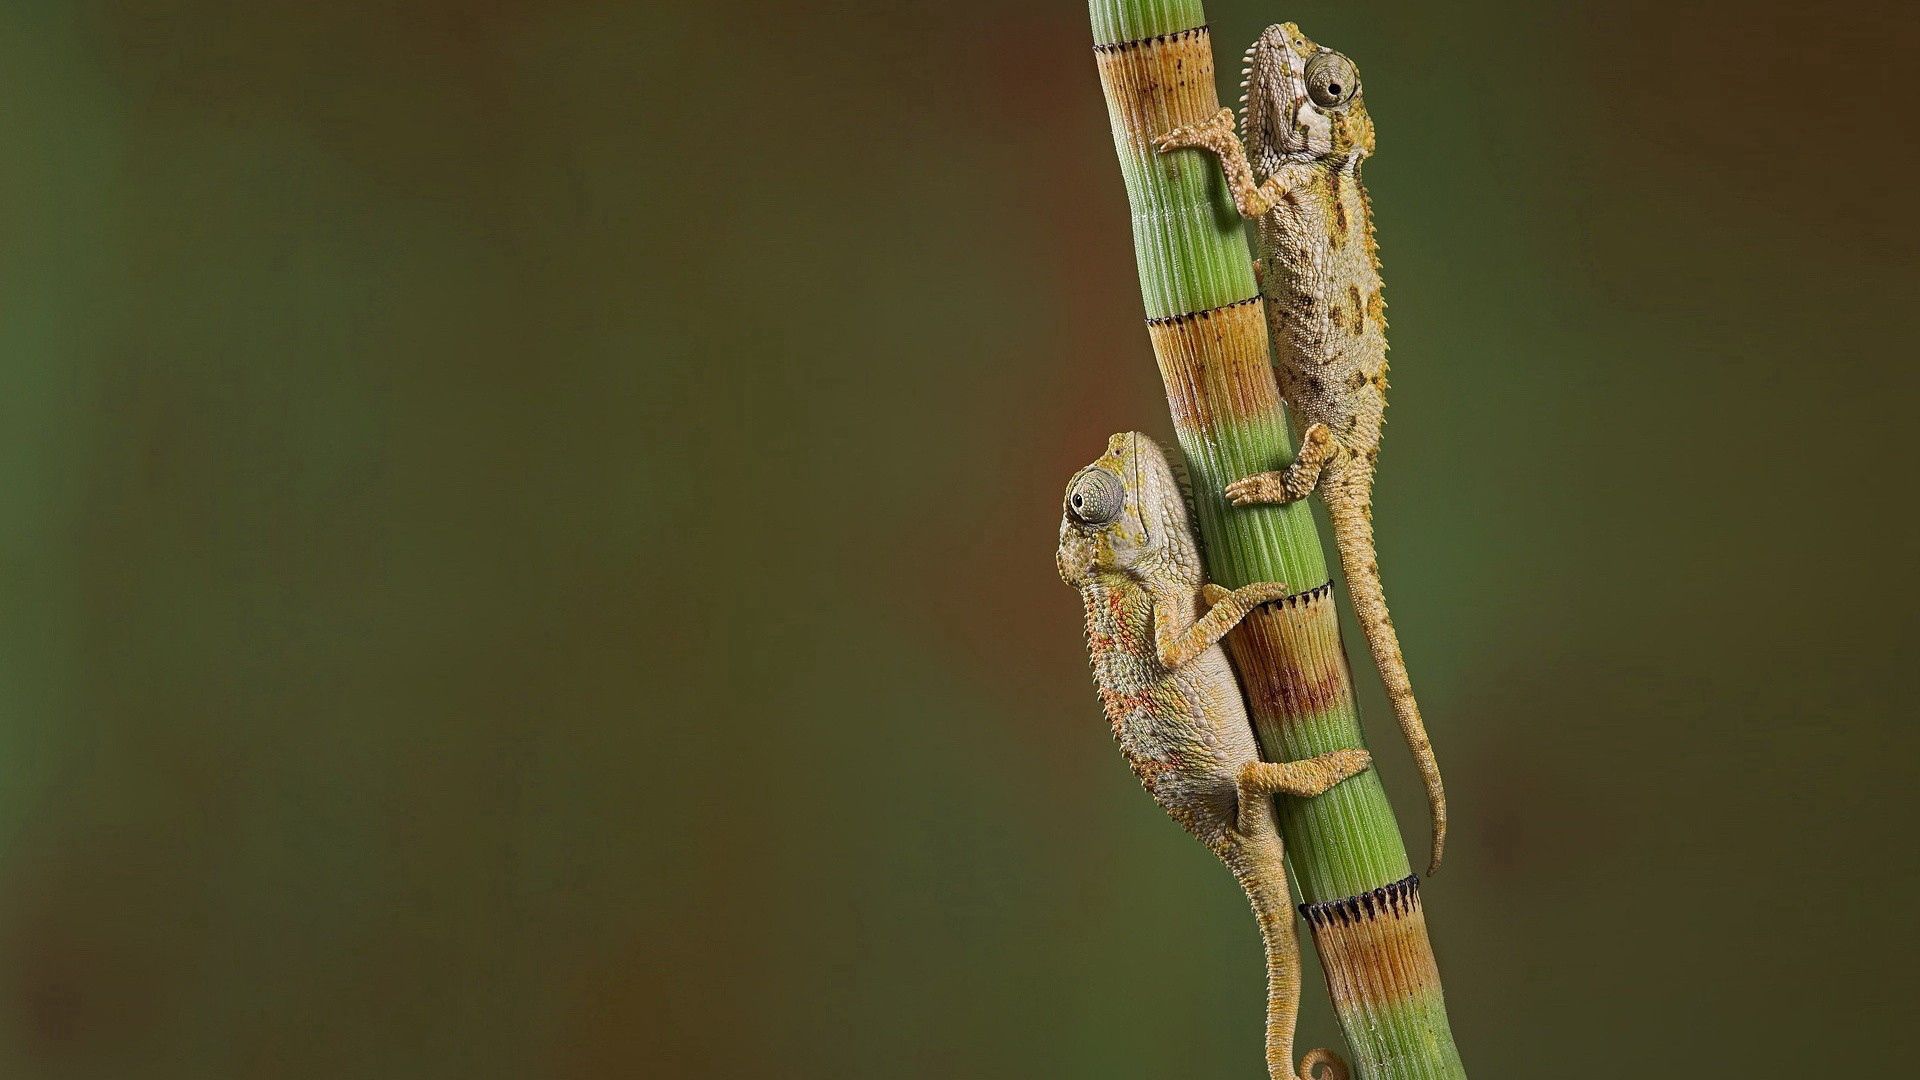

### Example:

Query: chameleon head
xmin=1055 ymin=431 xmax=1202 ymax=590
xmin=1242 ymin=22 xmax=1375 ymax=173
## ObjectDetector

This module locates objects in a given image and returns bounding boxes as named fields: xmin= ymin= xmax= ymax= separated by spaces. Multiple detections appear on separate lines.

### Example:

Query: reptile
xmin=1058 ymin=430 xmax=1370 ymax=1080
xmin=1154 ymin=22 xmax=1447 ymax=875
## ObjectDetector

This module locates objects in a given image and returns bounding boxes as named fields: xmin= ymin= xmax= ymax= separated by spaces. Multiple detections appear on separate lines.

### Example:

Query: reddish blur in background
xmin=2 ymin=2 xmax=1916 ymax=1077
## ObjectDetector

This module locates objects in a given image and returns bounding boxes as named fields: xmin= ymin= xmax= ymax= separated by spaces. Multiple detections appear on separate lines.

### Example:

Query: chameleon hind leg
xmin=1236 ymin=751 xmax=1369 ymax=1080
xmin=1236 ymin=750 xmax=1372 ymax=830
xmin=1225 ymin=423 xmax=1338 ymax=506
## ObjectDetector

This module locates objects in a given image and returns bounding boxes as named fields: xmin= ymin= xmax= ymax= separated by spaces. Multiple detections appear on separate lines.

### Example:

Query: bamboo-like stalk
xmin=1086 ymin=2 xmax=1468 ymax=1077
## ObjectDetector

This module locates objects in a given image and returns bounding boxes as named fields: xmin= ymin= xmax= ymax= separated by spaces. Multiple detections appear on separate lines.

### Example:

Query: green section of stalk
xmin=1111 ymin=136 xmax=1259 ymax=318
xmin=1089 ymin=0 xmax=1206 ymax=51
xmin=1349 ymin=992 xmax=1468 ymax=1079
xmin=1185 ymin=415 xmax=1328 ymax=596
xmin=1270 ymin=708 xmax=1409 ymax=900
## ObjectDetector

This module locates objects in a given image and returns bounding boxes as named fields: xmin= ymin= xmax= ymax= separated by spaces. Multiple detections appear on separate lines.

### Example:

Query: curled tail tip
xmin=1426 ymin=826 xmax=1445 ymax=878
xmin=1298 ymin=1048 xmax=1350 ymax=1080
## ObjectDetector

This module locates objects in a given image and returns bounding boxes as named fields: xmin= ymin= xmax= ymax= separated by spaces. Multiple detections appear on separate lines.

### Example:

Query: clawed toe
xmin=1154 ymin=108 xmax=1236 ymax=153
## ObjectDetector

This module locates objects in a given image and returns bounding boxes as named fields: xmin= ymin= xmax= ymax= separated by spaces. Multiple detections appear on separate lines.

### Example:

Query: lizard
xmin=1152 ymin=22 xmax=1447 ymax=876
xmin=1057 ymin=430 xmax=1371 ymax=1080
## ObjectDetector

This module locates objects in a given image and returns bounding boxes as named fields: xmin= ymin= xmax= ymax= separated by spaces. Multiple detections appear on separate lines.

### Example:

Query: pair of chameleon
xmin=1057 ymin=24 xmax=1444 ymax=1080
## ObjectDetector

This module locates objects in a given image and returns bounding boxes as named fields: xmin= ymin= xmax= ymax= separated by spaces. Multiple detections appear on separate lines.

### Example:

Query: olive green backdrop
xmin=2 ymin=2 xmax=1915 ymax=1077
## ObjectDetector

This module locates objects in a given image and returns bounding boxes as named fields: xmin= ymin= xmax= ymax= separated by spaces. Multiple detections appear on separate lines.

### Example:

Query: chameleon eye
xmin=1304 ymin=52 xmax=1359 ymax=108
xmin=1067 ymin=468 xmax=1125 ymax=525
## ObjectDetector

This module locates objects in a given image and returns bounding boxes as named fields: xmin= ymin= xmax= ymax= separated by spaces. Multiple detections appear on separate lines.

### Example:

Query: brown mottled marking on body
xmin=1366 ymin=288 xmax=1386 ymax=326
xmin=1301 ymin=876 xmax=1442 ymax=1010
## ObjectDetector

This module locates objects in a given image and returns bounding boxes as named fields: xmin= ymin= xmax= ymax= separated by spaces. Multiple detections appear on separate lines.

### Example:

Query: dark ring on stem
xmin=1299 ymin=873 xmax=1421 ymax=926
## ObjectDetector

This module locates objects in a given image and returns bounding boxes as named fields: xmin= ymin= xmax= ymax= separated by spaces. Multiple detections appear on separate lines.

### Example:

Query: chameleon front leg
xmin=1224 ymin=423 xmax=1338 ymax=506
xmin=1154 ymin=580 xmax=1292 ymax=670
xmin=1154 ymin=108 xmax=1313 ymax=220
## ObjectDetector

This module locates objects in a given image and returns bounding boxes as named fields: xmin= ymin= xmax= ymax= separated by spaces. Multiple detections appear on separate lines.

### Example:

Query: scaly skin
xmin=1154 ymin=23 xmax=1447 ymax=876
xmin=1058 ymin=431 xmax=1370 ymax=1080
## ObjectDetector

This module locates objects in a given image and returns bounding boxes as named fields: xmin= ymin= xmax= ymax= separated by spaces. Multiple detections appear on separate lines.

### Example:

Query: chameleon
xmin=1058 ymin=430 xmax=1372 ymax=1080
xmin=1153 ymin=22 xmax=1447 ymax=876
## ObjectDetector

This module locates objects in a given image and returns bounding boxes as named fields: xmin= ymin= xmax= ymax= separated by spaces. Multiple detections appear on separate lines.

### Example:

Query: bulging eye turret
xmin=1067 ymin=468 xmax=1125 ymax=525
xmin=1304 ymin=51 xmax=1359 ymax=108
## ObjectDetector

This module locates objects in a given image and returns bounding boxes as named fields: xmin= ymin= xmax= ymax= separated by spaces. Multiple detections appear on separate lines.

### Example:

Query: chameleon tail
xmin=1241 ymin=862 xmax=1350 ymax=1080
xmin=1326 ymin=493 xmax=1448 ymax=877
xmin=1297 ymin=1047 xmax=1349 ymax=1080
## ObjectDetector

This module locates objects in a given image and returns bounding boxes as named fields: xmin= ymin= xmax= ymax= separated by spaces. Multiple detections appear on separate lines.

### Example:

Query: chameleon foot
xmin=1240 ymin=749 xmax=1371 ymax=801
xmin=1152 ymin=106 xmax=1239 ymax=156
xmin=1200 ymin=581 xmax=1290 ymax=608
xmin=1158 ymin=579 xmax=1292 ymax=668
xmin=1226 ymin=423 xmax=1336 ymax=506
xmin=1154 ymin=107 xmax=1309 ymax=219
xmin=1234 ymin=750 xmax=1371 ymax=838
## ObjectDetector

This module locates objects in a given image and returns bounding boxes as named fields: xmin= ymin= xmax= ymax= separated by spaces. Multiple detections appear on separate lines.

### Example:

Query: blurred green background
xmin=2 ymin=1 xmax=1916 ymax=1076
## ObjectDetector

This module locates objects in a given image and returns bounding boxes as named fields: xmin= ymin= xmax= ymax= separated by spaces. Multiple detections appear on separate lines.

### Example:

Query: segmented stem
xmin=1086 ymin=3 xmax=1468 ymax=1077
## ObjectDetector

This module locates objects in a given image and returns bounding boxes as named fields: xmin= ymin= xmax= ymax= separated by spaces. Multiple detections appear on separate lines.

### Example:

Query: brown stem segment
xmin=1301 ymin=877 xmax=1459 ymax=1078
xmin=1146 ymin=298 xmax=1279 ymax=431
xmin=1301 ymin=877 xmax=1441 ymax=1011
xmin=1223 ymin=584 xmax=1354 ymax=732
